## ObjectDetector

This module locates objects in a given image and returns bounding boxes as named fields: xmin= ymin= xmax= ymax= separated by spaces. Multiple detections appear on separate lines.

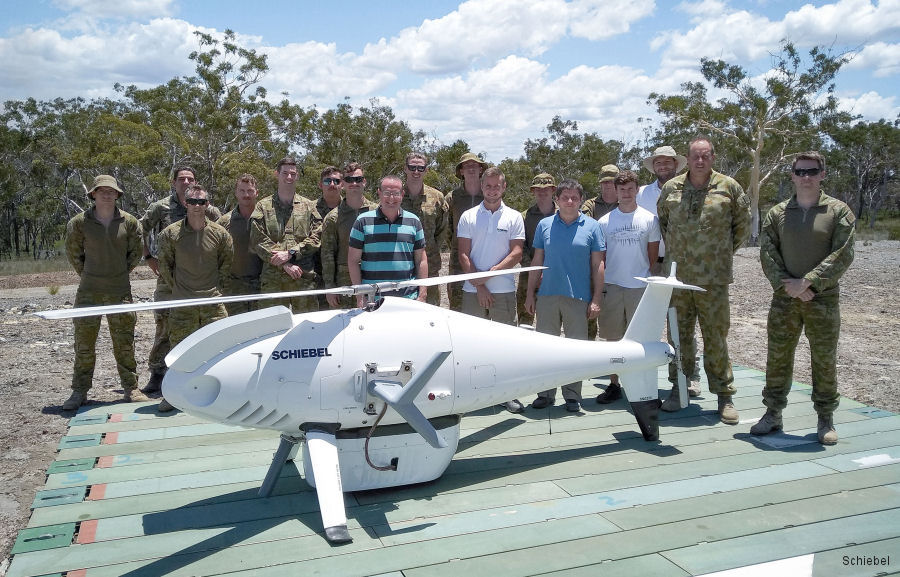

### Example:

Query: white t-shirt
xmin=457 ymin=201 xmax=525 ymax=293
xmin=598 ymin=206 xmax=661 ymax=289
xmin=637 ymin=180 xmax=665 ymax=257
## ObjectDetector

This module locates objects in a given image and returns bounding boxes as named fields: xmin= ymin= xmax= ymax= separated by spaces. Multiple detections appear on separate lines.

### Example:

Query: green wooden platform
xmin=8 ymin=366 xmax=900 ymax=577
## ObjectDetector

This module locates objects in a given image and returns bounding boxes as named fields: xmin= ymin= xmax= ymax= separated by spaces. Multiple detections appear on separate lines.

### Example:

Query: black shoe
xmin=503 ymin=399 xmax=524 ymax=414
xmin=565 ymin=400 xmax=581 ymax=412
xmin=531 ymin=397 xmax=554 ymax=409
xmin=595 ymin=383 xmax=622 ymax=404
xmin=142 ymin=371 xmax=165 ymax=394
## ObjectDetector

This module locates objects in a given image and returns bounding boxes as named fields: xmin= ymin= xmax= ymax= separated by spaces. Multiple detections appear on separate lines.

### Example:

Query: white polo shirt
xmin=457 ymin=201 xmax=525 ymax=294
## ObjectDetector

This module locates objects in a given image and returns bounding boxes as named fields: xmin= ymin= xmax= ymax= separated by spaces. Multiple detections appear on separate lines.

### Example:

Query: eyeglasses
xmin=531 ymin=177 xmax=554 ymax=186
xmin=322 ymin=178 xmax=341 ymax=185
xmin=793 ymin=167 xmax=822 ymax=177
xmin=406 ymin=164 xmax=426 ymax=173
xmin=185 ymin=198 xmax=208 ymax=206
xmin=343 ymin=176 xmax=365 ymax=184
xmin=380 ymin=190 xmax=403 ymax=197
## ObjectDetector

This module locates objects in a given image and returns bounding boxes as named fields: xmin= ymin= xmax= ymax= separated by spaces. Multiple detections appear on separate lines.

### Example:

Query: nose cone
xmin=181 ymin=374 xmax=222 ymax=407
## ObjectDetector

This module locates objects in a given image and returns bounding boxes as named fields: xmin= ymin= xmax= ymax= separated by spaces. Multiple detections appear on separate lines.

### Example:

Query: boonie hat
xmin=598 ymin=164 xmax=619 ymax=183
xmin=530 ymin=173 xmax=556 ymax=188
xmin=455 ymin=152 xmax=488 ymax=179
xmin=88 ymin=174 xmax=124 ymax=198
xmin=642 ymin=145 xmax=687 ymax=173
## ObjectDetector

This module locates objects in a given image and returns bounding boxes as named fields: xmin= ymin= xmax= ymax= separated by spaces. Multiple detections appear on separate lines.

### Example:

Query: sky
xmin=1 ymin=0 xmax=899 ymax=162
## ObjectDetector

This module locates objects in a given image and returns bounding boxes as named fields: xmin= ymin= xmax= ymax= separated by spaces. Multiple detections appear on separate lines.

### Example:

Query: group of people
xmin=62 ymin=137 xmax=855 ymax=445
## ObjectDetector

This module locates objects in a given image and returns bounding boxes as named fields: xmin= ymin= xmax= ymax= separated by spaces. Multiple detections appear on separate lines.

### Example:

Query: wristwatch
xmin=288 ymin=249 xmax=297 ymax=264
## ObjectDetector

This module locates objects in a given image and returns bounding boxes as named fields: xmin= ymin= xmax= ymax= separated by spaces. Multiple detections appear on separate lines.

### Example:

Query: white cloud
xmin=52 ymin=0 xmax=174 ymax=19
xmin=838 ymin=90 xmax=899 ymax=122
xmin=568 ymin=0 xmax=656 ymax=40
xmin=782 ymin=0 xmax=900 ymax=42
xmin=847 ymin=42 xmax=900 ymax=78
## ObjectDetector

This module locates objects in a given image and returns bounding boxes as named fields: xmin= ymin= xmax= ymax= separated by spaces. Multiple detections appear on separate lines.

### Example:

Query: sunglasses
xmin=532 ymin=177 xmax=554 ymax=186
xmin=322 ymin=178 xmax=341 ymax=185
xmin=793 ymin=167 xmax=822 ymax=177
xmin=185 ymin=198 xmax=208 ymax=206
xmin=406 ymin=164 xmax=426 ymax=173
xmin=343 ymin=176 xmax=365 ymax=184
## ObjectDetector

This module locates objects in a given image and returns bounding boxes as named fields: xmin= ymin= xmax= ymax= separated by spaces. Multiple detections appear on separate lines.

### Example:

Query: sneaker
xmin=596 ymin=383 xmax=622 ymax=404
xmin=124 ymin=389 xmax=150 ymax=403
xmin=718 ymin=396 xmax=739 ymax=425
xmin=62 ymin=391 xmax=87 ymax=411
xmin=503 ymin=399 xmax=524 ymax=414
xmin=141 ymin=371 xmax=165 ymax=394
xmin=660 ymin=385 xmax=681 ymax=412
xmin=750 ymin=409 xmax=782 ymax=435
xmin=687 ymin=380 xmax=702 ymax=397
xmin=565 ymin=400 xmax=581 ymax=413
xmin=158 ymin=398 xmax=175 ymax=412
xmin=531 ymin=397 xmax=554 ymax=409
xmin=817 ymin=414 xmax=838 ymax=445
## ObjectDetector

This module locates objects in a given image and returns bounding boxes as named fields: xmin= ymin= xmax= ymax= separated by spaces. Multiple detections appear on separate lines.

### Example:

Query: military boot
xmin=158 ymin=397 xmax=175 ymax=412
xmin=62 ymin=391 xmax=87 ymax=411
xmin=817 ymin=414 xmax=838 ymax=445
xmin=750 ymin=409 xmax=782 ymax=435
xmin=660 ymin=385 xmax=682 ymax=412
xmin=687 ymin=380 xmax=702 ymax=397
xmin=142 ymin=371 xmax=165 ymax=394
xmin=718 ymin=395 xmax=739 ymax=425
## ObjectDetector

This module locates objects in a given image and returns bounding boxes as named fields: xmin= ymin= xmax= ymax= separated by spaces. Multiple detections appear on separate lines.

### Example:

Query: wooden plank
xmin=56 ymin=428 xmax=278 ymax=461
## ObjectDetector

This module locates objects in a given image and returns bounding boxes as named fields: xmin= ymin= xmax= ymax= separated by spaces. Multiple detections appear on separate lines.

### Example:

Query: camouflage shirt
xmin=319 ymin=198 xmax=377 ymax=288
xmin=580 ymin=196 xmax=617 ymax=220
xmin=217 ymin=208 xmax=263 ymax=279
xmin=139 ymin=192 xmax=222 ymax=259
xmin=249 ymin=193 xmax=322 ymax=281
xmin=658 ymin=170 xmax=751 ymax=285
xmin=445 ymin=186 xmax=484 ymax=274
xmin=521 ymin=202 xmax=556 ymax=266
xmin=402 ymin=184 xmax=448 ymax=277
xmin=158 ymin=218 xmax=233 ymax=299
xmin=65 ymin=206 xmax=142 ymax=296
xmin=760 ymin=191 xmax=855 ymax=296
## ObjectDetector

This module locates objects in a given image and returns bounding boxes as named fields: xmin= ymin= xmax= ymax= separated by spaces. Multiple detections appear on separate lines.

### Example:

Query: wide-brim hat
xmin=88 ymin=174 xmax=123 ymax=198
xmin=455 ymin=152 xmax=488 ymax=179
xmin=598 ymin=164 xmax=619 ymax=183
xmin=530 ymin=172 xmax=556 ymax=188
xmin=642 ymin=146 xmax=687 ymax=173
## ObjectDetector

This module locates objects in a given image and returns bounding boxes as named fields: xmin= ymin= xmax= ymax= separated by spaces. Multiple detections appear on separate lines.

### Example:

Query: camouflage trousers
xmin=448 ymin=277 xmax=463 ymax=312
xmin=516 ymin=272 xmax=533 ymax=327
xmin=168 ymin=303 xmax=228 ymax=347
xmin=223 ymin=275 xmax=261 ymax=316
xmin=763 ymin=291 xmax=841 ymax=416
xmin=668 ymin=284 xmax=736 ymax=396
xmin=148 ymin=284 xmax=171 ymax=374
xmin=261 ymin=269 xmax=319 ymax=313
xmin=72 ymin=290 xmax=138 ymax=392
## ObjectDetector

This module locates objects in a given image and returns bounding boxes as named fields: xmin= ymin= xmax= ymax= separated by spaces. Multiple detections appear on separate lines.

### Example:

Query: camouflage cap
xmin=598 ymin=164 xmax=619 ymax=182
xmin=530 ymin=172 xmax=556 ymax=188
xmin=88 ymin=174 xmax=123 ymax=198
xmin=455 ymin=152 xmax=488 ymax=179
xmin=642 ymin=145 xmax=687 ymax=173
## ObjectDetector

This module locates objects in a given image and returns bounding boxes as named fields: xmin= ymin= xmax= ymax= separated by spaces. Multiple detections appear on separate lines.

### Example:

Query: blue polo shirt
xmin=349 ymin=207 xmax=426 ymax=298
xmin=533 ymin=212 xmax=605 ymax=302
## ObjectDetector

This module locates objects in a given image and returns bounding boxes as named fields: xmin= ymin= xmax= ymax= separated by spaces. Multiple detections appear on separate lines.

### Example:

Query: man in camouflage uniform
xmin=401 ymin=152 xmax=448 ymax=306
xmin=63 ymin=175 xmax=148 ymax=410
xmin=517 ymin=173 xmax=556 ymax=326
xmin=139 ymin=166 xmax=222 ymax=394
xmin=218 ymin=174 xmax=263 ymax=316
xmin=321 ymin=161 xmax=377 ymax=309
xmin=657 ymin=136 xmax=751 ymax=424
xmin=445 ymin=152 xmax=486 ymax=311
xmin=157 ymin=184 xmax=233 ymax=411
xmin=581 ymin=164 xmax=619 ymax=341
xmin=313 ymin=166 xmax=343 ymax=308
xmin=250 ymin=156 xmax=322 ymax=312
xmin=752 ymin=151 xmax=855 ymax=445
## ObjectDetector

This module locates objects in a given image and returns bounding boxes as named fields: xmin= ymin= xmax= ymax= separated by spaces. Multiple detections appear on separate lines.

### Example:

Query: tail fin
xmin=623 ymin=263 xmax=704 ymax=343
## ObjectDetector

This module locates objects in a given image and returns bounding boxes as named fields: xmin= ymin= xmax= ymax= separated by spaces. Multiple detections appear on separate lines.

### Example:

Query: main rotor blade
xmin=33 ymin=265 xmax=547 ymax=320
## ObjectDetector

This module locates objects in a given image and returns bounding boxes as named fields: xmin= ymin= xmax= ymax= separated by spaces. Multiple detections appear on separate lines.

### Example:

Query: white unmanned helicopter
xmin=37 ymin=265 xmax=700 ymax=543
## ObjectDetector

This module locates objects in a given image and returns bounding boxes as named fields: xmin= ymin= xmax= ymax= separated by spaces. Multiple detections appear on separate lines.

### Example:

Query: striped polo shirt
xmin=349 ymin=207 xmax=426 ymax=298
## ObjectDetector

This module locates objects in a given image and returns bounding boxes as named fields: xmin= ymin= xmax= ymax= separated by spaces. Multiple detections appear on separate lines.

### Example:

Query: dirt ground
xmin=1 ymin=242 xmax=898 ymax=569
